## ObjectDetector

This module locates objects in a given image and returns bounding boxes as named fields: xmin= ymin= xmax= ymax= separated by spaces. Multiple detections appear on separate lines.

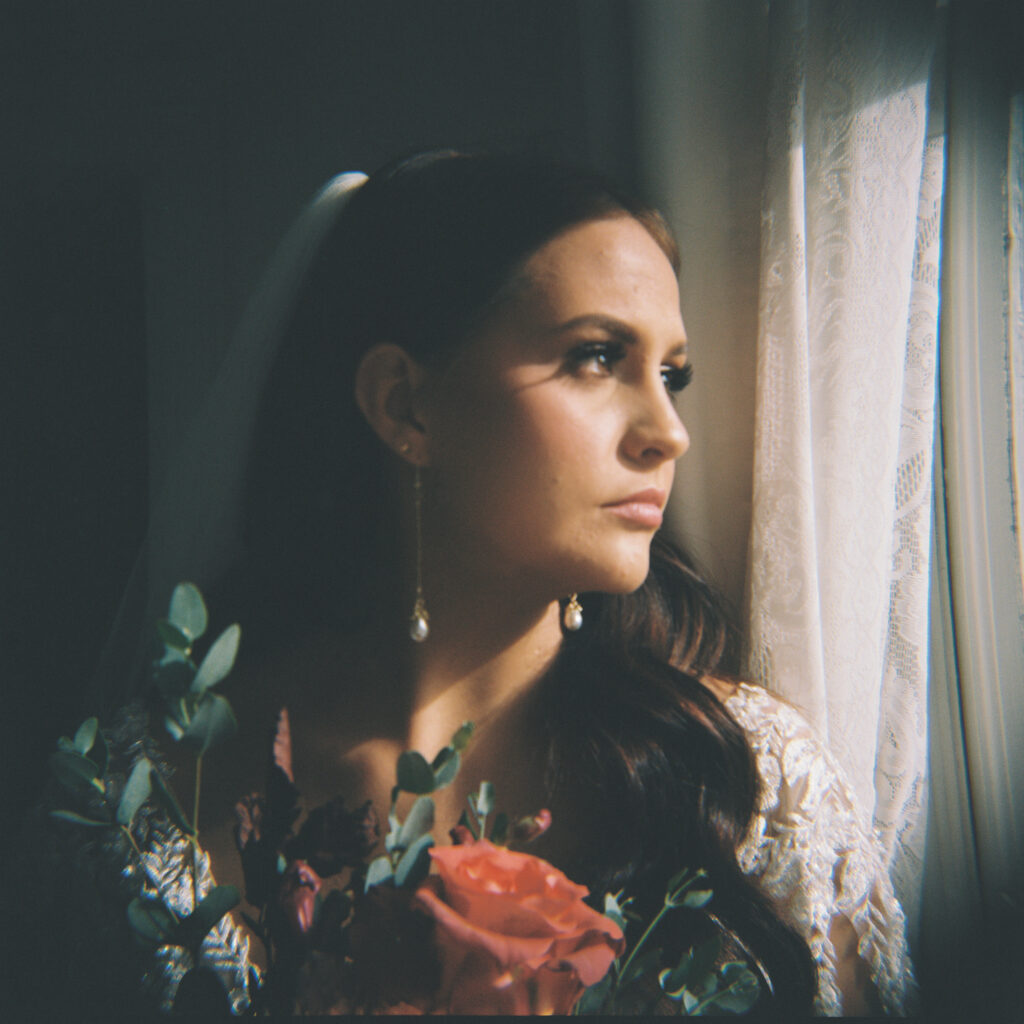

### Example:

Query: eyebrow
xmin=548 ymin=313 xmax=688 ymax=358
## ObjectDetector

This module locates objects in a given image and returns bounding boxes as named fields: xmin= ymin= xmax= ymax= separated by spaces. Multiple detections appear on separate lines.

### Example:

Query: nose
xmin=621 ymin=377 xmax=690 ymax=466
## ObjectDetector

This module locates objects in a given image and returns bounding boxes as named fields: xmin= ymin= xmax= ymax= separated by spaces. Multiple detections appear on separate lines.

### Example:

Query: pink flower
xmin=413 ymin=840 xmax=624 ymax=1015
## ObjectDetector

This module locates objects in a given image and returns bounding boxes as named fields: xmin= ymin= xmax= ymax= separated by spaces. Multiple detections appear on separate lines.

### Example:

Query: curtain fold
xmin=921 ymin=6 xmax=1024 ymax=994
xmin=746 ymin=0 xmax=940 ymax=932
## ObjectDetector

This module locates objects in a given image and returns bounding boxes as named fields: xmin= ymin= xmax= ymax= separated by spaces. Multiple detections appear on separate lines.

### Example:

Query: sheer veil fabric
xmin=89 ymin=172 xmax=367 ymax=714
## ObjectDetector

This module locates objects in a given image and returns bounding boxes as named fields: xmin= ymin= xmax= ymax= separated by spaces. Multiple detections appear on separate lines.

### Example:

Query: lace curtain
xmin=745 ymin=0 xmax=941 ymax=935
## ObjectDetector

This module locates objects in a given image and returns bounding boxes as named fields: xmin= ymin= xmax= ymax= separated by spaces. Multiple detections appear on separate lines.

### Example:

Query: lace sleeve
xmin=724 ymin=683 xmax=917 ymax=1015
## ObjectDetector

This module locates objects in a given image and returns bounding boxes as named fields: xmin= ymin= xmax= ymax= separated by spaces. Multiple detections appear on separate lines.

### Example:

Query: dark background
xmin=0 ymin=0 xmax=637 ymax=822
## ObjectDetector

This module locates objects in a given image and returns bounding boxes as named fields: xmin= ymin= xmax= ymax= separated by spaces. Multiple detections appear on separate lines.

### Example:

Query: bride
xmin=30 ymin=151 xmax=915 ymax=1015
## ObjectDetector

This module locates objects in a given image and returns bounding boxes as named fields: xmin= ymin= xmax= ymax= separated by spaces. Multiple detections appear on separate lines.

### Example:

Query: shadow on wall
xmin=0 ymin=0 xmax=633 ymax=823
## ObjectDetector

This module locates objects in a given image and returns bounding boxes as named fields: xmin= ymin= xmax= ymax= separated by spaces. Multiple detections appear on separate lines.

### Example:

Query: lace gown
xmin=724 ymin=682 xmax=917 ymax=1015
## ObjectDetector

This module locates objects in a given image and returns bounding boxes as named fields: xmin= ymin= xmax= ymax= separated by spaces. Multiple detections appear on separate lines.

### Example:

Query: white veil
xmin=89 ymin=171 xmax=367 ymax=712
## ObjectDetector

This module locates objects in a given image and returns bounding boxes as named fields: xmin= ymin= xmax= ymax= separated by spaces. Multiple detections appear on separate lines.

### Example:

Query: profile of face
xmin=417 ymin=215 xmax=691 ymax=603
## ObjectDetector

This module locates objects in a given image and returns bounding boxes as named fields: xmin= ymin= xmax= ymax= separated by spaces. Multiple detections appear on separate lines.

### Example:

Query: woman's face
xmin=423 ymin=215 xmax=690 ymax=600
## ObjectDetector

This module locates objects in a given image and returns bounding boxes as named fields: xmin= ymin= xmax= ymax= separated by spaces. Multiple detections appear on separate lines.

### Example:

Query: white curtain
xmin=745 ymin=0 xmax=941 ymax=934
xmin=922 ymin=5 xmax=1024 ymax=989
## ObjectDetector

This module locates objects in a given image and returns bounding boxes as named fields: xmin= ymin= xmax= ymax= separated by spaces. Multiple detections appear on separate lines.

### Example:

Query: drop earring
xmin=408 ymin=465 xmax=430 ymax=642
xmin=563 ymin=593 xmax=583 ymax=632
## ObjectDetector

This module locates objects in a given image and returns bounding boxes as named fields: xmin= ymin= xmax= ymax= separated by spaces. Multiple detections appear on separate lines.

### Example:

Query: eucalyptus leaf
xmin=711 ymin=962 xmax=760 ymax=1013
xmin=57 ymin=736 xmax=76 ymax=752
xmin=394 ymin=833 xmax=434 ymax=888
xmin=117 ymin=758 xmax=153 ymax=827
xmin=73 ymin=717 xmax=98 ymax=755
xmin=364 ymin=855 xmax=394 ymax=891
xmin=687 ymin=935 xmax=722 ymax=987
xmin=385 ymin=805 xmax=401 ymax=853
xmin=396 ymin=751 xmax=435 ymax=794
xmin=181 ymin=693 xmax=238 ymax=754
xmin=457 ymin=808 xmax=478 ymax=840
xmin=475 ymin=781 xmax=495 ymax=817
xmin=169 ymin=582 xmax=207 ymax=640
xmin=154 ymin=659 xmax=195 ymax=707
xmin=666 ymin=866 xmax=694 ymax=894
xmin=603 ymin=891 xmax=627 ymax=932
xmin=173 ymin=885 xmax=240 ymax=951
xmin=50 ymin=749 xmax=102 ymax=791
xmin=682 ymin=989 xmax=699 ymax=1014
xmin=449 ymin=721 xmax=475 ymax=753
xmin=431 ymin=747 xmax=460 ymax=789
xmin=397 ymin=796 xmax=435 ymax=849
xmin=151 ymin=766 xmax=196 ymax=836
xmin=127 ymin=896 xmax=176 ymax=945
xmin=191 ymin=624 xmax=241 ymax=694
xmin=49 ymin=809 xmax=110 ymax=828
xmin=574 ymin=973 xmax=613 ymax=1015
xmin=157 ymin=619 xmax=192 ymax=652
xmin=87 ymin=728 xmax=109 ymax=777
xmin=164 ymin=716 xmax=185 ymax=741
xmin=490 ymin=811 xmax=509 ymax=845
xmin=620 ymin=946 xmax=661 ymax=990
xmin=682 ymin=888 xmax=714 ymax=909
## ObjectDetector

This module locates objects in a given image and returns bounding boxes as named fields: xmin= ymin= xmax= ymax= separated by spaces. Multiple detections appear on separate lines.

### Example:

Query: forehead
xmin=504 ymin=215 xmax=683 ymax=326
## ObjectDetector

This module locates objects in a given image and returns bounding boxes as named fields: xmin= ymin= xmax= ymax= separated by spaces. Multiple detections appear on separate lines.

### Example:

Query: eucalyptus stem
xmin=120 ymin=824 xmax=145 ymax=861
xmin=191 ymin=753 xmax=204 ymax=909
xmin=193 ymin=753 xmax=203 ymax=838
xmin=614 ymin=901 xmax=672 ymax=992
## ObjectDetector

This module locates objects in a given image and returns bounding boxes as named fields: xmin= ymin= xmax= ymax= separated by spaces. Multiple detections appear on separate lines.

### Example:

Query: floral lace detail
xmin=725 ymin=683 xmax=917 ymax=1015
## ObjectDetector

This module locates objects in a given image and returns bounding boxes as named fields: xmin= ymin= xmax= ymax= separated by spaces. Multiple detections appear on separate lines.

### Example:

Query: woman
xmin=26 ymin=151 xmax=914 ymax=1015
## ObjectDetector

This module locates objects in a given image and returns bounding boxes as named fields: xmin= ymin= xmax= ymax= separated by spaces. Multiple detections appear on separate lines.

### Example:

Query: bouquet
xmin=47 ymin=583 xmax=763 ymax=1015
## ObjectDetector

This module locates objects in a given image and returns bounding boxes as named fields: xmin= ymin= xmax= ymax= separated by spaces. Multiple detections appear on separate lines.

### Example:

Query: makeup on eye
xmin=563 ymin=339 xmax=693 ymax=393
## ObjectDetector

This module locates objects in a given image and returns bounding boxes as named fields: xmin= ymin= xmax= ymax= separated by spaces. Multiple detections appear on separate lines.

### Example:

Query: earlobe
xmin=353 ymin=343 xmax=429 ymax=462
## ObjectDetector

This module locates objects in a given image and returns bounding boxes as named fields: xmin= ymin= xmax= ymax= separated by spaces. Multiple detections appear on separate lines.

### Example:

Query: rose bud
xmin=449 ymin=824 xmax=474 ymax=846
xmin=511 ymin=808 xmax=552 ymax=843
xmin=277 ymin=859 xmax=322 ymax=940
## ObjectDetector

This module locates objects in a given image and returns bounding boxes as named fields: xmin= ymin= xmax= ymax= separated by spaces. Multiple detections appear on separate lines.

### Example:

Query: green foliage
xmin=116 ymin=758 xmax=153 ymax=827
xmin=153 ymin=584 xmax=240 ymax=760
xmin=173 ymin=886 xmax=241 ymax=952
xmin=127 ymin=895 xmax=178 ymax=946
xmin=50 ymin=749 xmax=105 ymax=795
xmin=364 ymin=855 xmax=394 ymax=892
xmin=191 ymin=624 xmax=241 ymax=695
xmin=168 ymin=581 xmax=208 ymax=642
xmin=394 ymin=833 xmax=434 ymax=888
xmin=180 ymin=693 xmax=238 ymax=754
xmin=396 ymin=751 xmax=435 ymax=795
xmin=576 ymin=868 xmax=763 ymax=1016
xmin=150 ymin=768 xmax=196 ymax=836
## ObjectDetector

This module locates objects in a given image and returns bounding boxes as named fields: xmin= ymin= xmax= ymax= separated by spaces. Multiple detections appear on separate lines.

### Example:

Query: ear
xmin=354 ymin=343 xmax=431 ymax=463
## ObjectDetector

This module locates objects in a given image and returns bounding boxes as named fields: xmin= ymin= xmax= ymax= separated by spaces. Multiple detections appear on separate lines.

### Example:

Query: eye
xmin=662 ymin=362 xmax=693 ymax=394
xmin=566 ymin=341 xmax=627 ymax=377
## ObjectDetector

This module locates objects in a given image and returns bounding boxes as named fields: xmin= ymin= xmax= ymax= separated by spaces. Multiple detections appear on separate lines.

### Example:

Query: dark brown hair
xmin=237 ymin=151 xmax=816 ymax=1012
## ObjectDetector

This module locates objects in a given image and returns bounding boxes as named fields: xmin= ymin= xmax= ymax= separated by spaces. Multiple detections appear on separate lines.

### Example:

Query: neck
xmin=400 ymin=581 xmax=564 ymax=756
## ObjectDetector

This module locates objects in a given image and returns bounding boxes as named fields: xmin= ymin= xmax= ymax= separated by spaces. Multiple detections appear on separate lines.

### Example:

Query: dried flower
xmin=288 ymin=797 xmax=378 ymax=878
xmin=276 ymin=860 xmax=322 ymax=940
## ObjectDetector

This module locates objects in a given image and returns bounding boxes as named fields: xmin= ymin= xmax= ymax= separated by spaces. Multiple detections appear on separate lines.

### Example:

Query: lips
xmin=603 ymin=488 xmax=667 ymax=528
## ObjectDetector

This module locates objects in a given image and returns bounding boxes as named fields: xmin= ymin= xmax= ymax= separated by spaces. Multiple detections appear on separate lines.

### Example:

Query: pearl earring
xmin=563 ymin=593 xmax=583 ymax=631
xmin=409 ymin=465 xmax=430 ymax=642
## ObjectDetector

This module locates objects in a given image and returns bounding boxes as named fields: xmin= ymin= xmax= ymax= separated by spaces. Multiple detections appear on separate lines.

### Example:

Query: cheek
xmin=434 ymin=387 xmax=611 ymax=541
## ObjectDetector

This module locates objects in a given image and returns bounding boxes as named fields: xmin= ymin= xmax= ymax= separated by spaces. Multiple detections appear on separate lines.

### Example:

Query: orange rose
xmin=413 ymin=839 xmax=624 ymax=1015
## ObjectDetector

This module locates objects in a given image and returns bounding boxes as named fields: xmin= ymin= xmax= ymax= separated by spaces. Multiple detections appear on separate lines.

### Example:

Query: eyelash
xmin=567 ymin=342 xmax=693 ymax=393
